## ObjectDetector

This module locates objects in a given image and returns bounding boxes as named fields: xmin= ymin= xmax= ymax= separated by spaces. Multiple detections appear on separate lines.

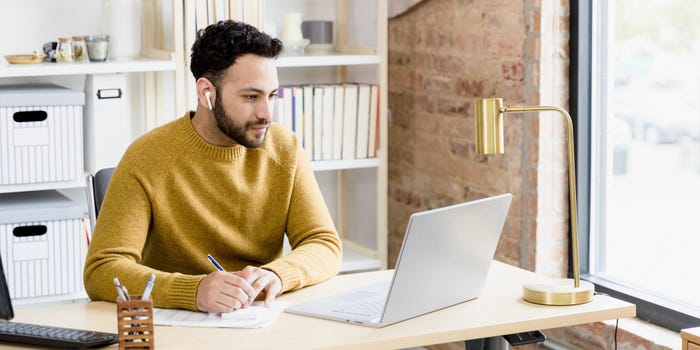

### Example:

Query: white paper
xmin=153 ymin=301 xmax=288 ymax=328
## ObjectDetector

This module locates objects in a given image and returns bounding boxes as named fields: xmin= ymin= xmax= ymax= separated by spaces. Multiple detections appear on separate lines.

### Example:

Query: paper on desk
xmin=153 ymin=301 xmax=288 ymax=328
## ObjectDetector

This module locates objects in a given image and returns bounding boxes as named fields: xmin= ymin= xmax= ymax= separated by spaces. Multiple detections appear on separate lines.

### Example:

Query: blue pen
xmin=207 ymin=254 xmax=252 ymax=309
xmin=207 ymin=254 xmax=225 ymax=272
xmin=141 ymin=273 xmax=156 ymax=300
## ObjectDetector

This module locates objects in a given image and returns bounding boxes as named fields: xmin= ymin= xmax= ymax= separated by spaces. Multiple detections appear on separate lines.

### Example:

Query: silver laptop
xmin=285 ymin=193 xmax=512 ymax=327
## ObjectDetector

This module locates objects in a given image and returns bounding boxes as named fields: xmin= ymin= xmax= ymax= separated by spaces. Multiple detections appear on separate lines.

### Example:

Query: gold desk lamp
xmin=475 ymin=98 xmax=594 ymax=306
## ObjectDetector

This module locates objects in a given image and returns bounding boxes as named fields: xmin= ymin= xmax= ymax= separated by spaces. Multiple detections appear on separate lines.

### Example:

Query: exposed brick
xmin=455 ymin=78 xmax=487 ymax=97
xmin=501 ymin=61 xmax=525 ymax=81
xmin=384 ymin=0 xmax=640 ymax=347
xmin=422 ymin=75 xmax=454 ymax=93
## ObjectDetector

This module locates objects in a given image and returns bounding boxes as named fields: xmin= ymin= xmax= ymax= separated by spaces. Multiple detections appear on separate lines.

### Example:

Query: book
xmin=313 ymin=85 xmax=324 ymax=161
xmin=321 ymin=85 xmax=335 ymax=160
xmin=281 ymin=86 xmax=294 ymax=130
xmin=332 ymin=85 xmax=345 ymax=160
xmin=368 ymin=84 xmax=380 ymax=158
xmin=302 ymin=85 xmax=315 ymax=160
xmin=341 ymin=84 xmax=359 ymax=160
xmin=292 ymin=86 xmax=304 ymax=139
xmin=355 ymin=84 xmax=371 ymax=159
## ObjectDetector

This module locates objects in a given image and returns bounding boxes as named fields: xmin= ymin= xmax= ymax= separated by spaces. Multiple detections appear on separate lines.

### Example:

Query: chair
xmin=85 ymin=167 xmax=116 ymax=231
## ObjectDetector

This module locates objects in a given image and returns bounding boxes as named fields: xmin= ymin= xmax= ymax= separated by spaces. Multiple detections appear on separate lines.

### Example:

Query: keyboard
xmin=0 ymin=321 xmax=118 ymax=349
xmin=332 ymin=296 xmax=385 ymax=317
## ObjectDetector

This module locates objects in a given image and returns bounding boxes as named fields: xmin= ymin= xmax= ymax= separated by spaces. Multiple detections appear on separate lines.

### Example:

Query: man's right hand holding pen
xmin=196 ymin=254 xmax=282 ymax=313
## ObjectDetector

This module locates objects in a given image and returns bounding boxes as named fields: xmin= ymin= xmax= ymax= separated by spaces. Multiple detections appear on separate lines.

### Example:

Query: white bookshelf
xmin=0 ymin=57 xmax=176 ymax=78
xmin=0 ymin=0 xmax=178 ymax=305
xmin=311 ymin=158 xmax=381 ymax=172
xmin=276 ymin=54 xmax=381 ymax=67
xmin=1 ymin=0 xmax=387 ymax=283
xmin=261 ymin=0 xmax=389 ymax=273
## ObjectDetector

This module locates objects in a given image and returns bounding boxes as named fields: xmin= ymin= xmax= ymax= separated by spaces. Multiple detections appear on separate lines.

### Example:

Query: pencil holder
xmin=116 ymin=295 xmax=155 ymax=350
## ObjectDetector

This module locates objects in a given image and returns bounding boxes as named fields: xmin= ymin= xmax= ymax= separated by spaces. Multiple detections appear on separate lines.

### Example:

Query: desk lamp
xmin=474 ymin=98 xmax=594 ymax=305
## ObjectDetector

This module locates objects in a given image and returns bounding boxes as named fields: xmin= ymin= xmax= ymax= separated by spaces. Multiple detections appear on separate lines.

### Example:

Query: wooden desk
xmin=682 ymin=327 xmax=700 ymax=350
xmin=4 ymin=261 xmax=635 ymax=349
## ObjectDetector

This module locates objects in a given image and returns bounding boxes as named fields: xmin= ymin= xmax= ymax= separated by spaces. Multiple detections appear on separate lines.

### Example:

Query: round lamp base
xmin=523 ymin=278 xmax=595 ymax=305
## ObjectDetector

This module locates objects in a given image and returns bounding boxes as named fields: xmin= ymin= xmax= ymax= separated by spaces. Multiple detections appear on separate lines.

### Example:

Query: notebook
xmin=285 ymin=193 xmax=513 ymax=327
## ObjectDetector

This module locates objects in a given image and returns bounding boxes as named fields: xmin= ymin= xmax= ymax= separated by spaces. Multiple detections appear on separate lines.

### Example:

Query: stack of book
xmin=273 ymin=83 xmax=380 ymax=161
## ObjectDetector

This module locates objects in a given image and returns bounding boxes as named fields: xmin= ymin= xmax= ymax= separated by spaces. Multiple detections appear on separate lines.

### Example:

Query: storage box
xmin=0 ymin=85 xmax=85 ymax=185
xmin=84 ymin=73 xmax=131 ymax=174
xmin=0 ymin=191 xmax=85 ymax=299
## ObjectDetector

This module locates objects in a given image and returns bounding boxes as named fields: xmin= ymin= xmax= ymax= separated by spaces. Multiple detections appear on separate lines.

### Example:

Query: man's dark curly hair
xmin=190 ymin=20 xmax=283 ymax=86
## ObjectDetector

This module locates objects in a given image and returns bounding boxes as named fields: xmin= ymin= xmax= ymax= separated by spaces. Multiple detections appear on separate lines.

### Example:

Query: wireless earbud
xmin=205 ymin=91 xmax=213 ymax=110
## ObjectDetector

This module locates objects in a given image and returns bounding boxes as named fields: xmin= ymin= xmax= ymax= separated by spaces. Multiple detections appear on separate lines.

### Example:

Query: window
xmin=574 ymin=0 xmax=700 ymax=331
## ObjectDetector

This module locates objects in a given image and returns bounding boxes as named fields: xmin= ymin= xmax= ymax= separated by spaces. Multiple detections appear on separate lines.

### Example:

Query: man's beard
xmin=212 ymin=95 xmax=269 ymax=148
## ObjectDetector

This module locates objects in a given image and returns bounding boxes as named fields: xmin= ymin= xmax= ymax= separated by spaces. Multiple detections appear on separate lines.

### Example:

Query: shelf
xmin=0 ymin=57 xmax=176 ymax=78
xmin=311 ymin=158 xmax=380 ymax=172
xmin=276 ymin=53 xmax=381 ymax=68
xmin=0 ymin=178 xmax=86 ymax=194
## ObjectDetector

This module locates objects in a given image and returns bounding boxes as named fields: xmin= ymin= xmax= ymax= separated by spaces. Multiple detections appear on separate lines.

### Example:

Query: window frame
xmin=571 ymin=0 xmax=700 ymax=332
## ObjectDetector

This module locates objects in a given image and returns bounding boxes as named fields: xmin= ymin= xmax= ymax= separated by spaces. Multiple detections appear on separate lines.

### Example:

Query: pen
xmin=207 ymin=254 xmax=254 ymax=309
xmin=207 ymin=254 xmax=225 ymax=272
xmin=141 ymin=273 xmax=156 ymax=300
xmin=113 ymin=278 xmax=130 ymax=301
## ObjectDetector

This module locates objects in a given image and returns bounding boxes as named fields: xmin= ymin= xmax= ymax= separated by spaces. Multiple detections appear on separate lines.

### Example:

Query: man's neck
xmin=190 ymin=108 xmax=238 ymax=147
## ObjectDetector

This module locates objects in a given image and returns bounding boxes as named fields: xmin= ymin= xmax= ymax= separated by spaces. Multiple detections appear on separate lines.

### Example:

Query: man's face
xmin=212 ymin=54 xmax=279 ymax=148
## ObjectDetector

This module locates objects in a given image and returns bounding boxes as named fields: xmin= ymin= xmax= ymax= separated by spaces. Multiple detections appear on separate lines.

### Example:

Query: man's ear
xmin=196 ymin=78 xmax=215 ymax=111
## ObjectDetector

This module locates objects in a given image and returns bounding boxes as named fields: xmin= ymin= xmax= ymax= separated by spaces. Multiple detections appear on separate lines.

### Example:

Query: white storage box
xmin=0 ymin=85 xmax=85 ymax=185
xmin=0 ymin=191 xmax=85 ymax=300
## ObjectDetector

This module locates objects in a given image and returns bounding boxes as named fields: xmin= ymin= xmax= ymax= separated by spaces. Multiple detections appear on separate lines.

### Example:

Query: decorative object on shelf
xmin=302 ymin=20 xmax=334 ymax=55
xmin=281 ymin=12 xmax=309 ymax=56
xmin=42 ymin=42 xmax=57 ymax=62
xmin=56 ymin=37 xmax=74 ymax=63
xmin=85 ymin=35 xmax=110 ymax=62
xmin=4 ymin=52 xmax=47 ymax=65
xmin=71 ymin=36 xmax=89 ymax=62
xmin=474 ymin=97 xmax=595 ymax=306
xmin=102 ymin=0 xmax=142 ymax=59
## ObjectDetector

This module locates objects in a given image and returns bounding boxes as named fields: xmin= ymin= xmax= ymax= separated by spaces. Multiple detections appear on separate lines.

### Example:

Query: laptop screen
xmin=0 ymin=256 xmax=14 ymax=320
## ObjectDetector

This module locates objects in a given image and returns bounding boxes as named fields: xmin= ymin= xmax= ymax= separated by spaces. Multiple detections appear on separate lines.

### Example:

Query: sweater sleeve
xmin=261 ymin=144 xmax=343 ymax=293
xmin=83 ymin=154 xmax=203 ymax=311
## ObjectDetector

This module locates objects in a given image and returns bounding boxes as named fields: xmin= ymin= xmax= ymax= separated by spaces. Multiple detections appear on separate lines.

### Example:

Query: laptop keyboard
xmin=332 ymin=296 xmax=385 ymax=317
xmin=0 ymin=321 xmax=118 ymax=349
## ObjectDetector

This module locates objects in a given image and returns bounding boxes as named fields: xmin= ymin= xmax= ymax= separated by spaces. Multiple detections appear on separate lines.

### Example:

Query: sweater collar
xmin=180 ymin=111 xmax=245 ymax=160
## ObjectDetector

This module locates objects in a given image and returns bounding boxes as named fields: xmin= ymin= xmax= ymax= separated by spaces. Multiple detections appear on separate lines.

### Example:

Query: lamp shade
xmin=475 ymin=98 xmax=505 ymax=154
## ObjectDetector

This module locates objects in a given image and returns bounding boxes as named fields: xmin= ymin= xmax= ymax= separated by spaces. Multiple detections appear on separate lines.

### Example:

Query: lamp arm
xmin=502 ymin=105 xmax=581 ymax=288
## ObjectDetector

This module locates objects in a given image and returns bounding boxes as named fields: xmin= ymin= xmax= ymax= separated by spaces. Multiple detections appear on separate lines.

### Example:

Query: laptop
xmin=285 ymin=193 xmax=512 ymax=327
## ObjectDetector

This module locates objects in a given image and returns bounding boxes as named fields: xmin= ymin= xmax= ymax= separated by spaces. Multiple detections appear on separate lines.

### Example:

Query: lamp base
xmin=522 ymin=278 xmax=595 ymax=305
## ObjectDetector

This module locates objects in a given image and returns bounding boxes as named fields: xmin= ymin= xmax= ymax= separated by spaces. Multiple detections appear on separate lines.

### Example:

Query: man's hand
xmin=236 ymin=266 xmax=282 ymax=307
xmin=195 ymin=267 xmax=282 ymax=312
xmin=196 ymin=271 xmax=256 ymax=313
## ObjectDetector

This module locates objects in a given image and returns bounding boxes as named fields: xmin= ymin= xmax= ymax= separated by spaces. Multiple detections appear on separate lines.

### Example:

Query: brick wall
xmin=388 ymin=0 xmax=527 ymax=270
xmin=387 ymin=0 xmax=672 ymax=349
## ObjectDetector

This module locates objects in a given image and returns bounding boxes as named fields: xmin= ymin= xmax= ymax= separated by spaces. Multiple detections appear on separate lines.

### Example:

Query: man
xmin=83 ymin=20 xmax=342 ymax=313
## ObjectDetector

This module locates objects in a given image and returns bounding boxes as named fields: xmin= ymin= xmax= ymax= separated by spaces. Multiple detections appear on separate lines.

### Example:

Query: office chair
xmin=85 ymin=167 xmax=116 ymax=231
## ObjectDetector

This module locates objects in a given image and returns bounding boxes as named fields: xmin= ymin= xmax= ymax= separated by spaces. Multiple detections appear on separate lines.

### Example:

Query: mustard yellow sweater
xmin=83 ymin=112 xmax=342 ymax=311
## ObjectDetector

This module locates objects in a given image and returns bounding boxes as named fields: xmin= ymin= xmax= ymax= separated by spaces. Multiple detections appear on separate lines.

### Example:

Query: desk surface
xmin=4 ymin=261 xmax=635 ymax=349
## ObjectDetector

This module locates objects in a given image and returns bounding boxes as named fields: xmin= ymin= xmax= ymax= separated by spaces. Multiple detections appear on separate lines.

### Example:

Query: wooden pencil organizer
xmin=116 ymin=295 xmax=155 ymax=350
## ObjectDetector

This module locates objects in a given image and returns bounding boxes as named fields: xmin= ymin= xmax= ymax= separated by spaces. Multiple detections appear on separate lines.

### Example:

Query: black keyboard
xmin=0 ymin=321 xmax=118 ymax=349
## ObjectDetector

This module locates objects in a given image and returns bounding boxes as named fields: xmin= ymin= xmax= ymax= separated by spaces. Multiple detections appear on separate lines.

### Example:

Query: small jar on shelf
xmin=56 ymin=37 xmax=74 ymax=62
xmin=71 ymin=36 xmax=89 ymax=62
